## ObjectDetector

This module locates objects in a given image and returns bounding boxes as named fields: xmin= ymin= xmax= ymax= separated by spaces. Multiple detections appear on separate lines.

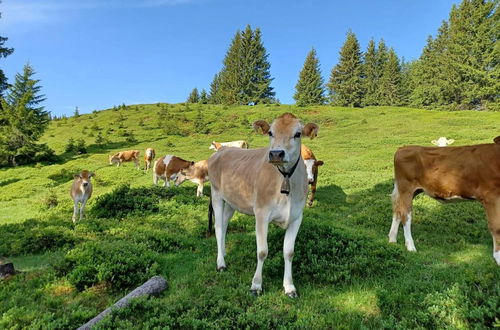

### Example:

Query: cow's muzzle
xmin=269 ymin=150 xmax=286 ymax=164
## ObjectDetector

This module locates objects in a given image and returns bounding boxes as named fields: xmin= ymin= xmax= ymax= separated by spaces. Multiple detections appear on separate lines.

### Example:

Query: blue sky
xmin=1 ymin=0 xmax=459 ymax=116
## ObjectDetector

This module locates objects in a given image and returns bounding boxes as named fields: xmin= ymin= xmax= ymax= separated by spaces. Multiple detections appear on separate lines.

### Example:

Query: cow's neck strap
xmin=277 ymin=151 xmax=301 ymax=195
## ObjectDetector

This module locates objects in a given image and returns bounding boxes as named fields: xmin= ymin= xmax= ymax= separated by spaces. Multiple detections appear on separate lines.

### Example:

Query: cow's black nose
xmin=269 ymin=150 xmax=285 ymax=162
xmin=83 ymin=182 xmax=89 ymax=187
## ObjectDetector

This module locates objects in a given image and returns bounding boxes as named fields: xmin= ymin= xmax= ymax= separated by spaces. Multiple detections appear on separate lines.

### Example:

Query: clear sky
xmin=1 ymin=0 xmax=459 ymax=116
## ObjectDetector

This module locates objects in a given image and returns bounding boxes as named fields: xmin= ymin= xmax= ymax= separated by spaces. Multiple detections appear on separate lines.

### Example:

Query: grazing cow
xmin=301 ymin=144 xmax=324 ymax=207
xmin=208 ymin=113 xmax=319 ymax=298
xmin=144 ymin=148 xmax=156 ymax=170
xmin=153 ymin=155 xmax=194 ymax=187
xmin=389 ymin=137 xmax=500 ymax=265
xmin=431 ymin=137 xmax=455 ymax=147
xmin=174 ymin=160 xmax=209 ymax=197
xmin=109 ymin=150 xmax=140 ymax=169
xmin=209 ymin=140 xmax=249 ymax=151
xmin=70 ymin=170 xmax=94 ymax=223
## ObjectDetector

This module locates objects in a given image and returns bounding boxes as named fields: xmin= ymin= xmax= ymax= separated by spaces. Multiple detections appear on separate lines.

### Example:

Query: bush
xmin=91 ymin=185 xmax=178 ymax=218
xmin=58 ymin=240 xmax=161 ymax=291
xmin=42 ymin=190 xmax=58 ymax=209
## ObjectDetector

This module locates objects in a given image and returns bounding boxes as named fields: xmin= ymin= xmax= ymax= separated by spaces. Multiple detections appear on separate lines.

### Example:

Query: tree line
xmin=188 ymin=0 xmax=498 ymax=110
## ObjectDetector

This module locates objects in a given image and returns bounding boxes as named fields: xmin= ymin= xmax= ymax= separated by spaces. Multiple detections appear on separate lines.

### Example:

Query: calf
xmin=70 ymin=170 xmax=94 ymax=223
xmin=144 ymin=148 xmax=156 ymax=170
xmin=109 ymin=150 xmax=140 ymax=169
xmin=208 ymin=113 xmax=319 ymax=297
xmin=209 ymin=140 xmax=249 ymax=151
xmin=301 ymin=144 xmax=324 ymax=207
xmin=174 ymin=160 xmax=209 ymax=197
xmin=153 ymin=155 xmax=194 ymax=187
xmin=389 ymin=137 xmax=500 ymax=265
xmin=431 ymin=137 xmax=455 ymax=147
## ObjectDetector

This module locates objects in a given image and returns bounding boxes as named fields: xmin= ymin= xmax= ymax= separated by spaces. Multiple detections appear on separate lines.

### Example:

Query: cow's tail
xmin=207 ymin=194 xmax=214 ymax=237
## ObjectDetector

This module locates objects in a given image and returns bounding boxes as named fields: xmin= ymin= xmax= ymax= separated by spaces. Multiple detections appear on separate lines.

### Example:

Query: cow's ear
xmin=89 ymin=172 xmax=95 ymax=178
xmin=494 ymin=136 xmax=500 ymax=144
xmin=302 ymin=123 xmax=319 ymax=139
xmin=315 ymin=160 xmax=324 ymax=166
xmin=253 ymin=120 xmax=270 ymax=135
xmin=431 ymin=140 xmax=438 ymax=145
xmin=447 ymin=139 xmax=455 ymax=145
xmin=74 ymin=174 xmax=81 ymax=179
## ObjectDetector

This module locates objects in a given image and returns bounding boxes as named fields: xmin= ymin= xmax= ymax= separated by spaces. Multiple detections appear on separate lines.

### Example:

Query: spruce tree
xmin=375 ymin=39 xmax=389 ymax=103
xmin=293 ymin=48 xmax=325 ymax=106
xmin=379 ymin=48 xmax=403 ymax=105
xmin=209 ymin=73 xmax=222 ymax=104
xmin=363 ymin=39 xmax=378 ymax=106
xmin=218 ymin=30 xmax=243 ymax=104
xmin=0 ymin=6 xmax=14 ymax=99
xmin=187 ymin=87 xmax=200 ymax=103
xmin=246 ymin=27 xmax=274 ymax=104
xmin=199 ymin=89 xmax=208 ymax=104
xmin=0 ymin=64 xmax=49 ymax=166
xmin=327 ymin=31 xmax=364 ymax=107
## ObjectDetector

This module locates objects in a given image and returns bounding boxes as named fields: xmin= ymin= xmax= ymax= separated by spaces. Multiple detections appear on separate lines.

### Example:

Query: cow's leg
xmin=390 ymin=182 xmax=416 ymax=251
xmin=283 ymin=214 xmax=302 ymax=298
xmin=153 ymin=171 xmax=158 ymax=185
xmin=211 ymin=189 xmax=229 ymax=271
xmin=307 ymin=181 xmax=316 ymax=207
xmin=196 ymin=182 xmax=204 ymax=197
xmin=72 ymin=200 xmax=78 ymax=223
xmin=134 ymin=159 xmax=140 ymax=169
xmin=250 ymin=211 xmax=269 ymax=295
xmin=79 ymin=197 xmax=88 ymax=221
xmin=221 ymin=202 xmax=234 ymax=259
xmin=483 ymin=198 xmax=500 ymax=265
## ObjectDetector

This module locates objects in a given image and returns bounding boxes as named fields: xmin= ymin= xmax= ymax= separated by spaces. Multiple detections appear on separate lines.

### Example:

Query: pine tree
xmin=0 ymin=6 xmax=14 ymax=99
xmin=0 ymin=64 xmax=50 ymax=166
xmin=363 ymin=39 xmax=378 ymax=106
xmin=379 ymin=48 xmax=403 ymax=105
xmin=375 ymin=39 xmax=389 ymax=103
xmin=246 ymin=27 xmax=275 ymax=104
xmin=293 ymin=48 xmax=325 ymax=106
xmin=187 ymin=88 xmax=200 ymax=103
xmin=327 ymin=31 xmax=364 ymax=107
xmin=199 ymin=89 xmax=208 ymax=104
xmin=218 ymin=30 xmax=243 ymax=104
xmin=73 ymin=106 xmax=80 ymax=118
xmin=209 ymin=73 xmax=222 ymax=104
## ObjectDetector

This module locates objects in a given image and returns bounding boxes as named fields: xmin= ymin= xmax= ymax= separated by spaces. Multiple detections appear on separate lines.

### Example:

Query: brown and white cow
xmin=109 ymin=150 xmax=140 ymax=169
xmin=209 ymin=140 xmax=249 ymax=151
xmin=301 ymin=144 xmax=324 ymax=207
xmin=153 ymin=155 xmax=194 ymax=187
xmin=70 ymin=170 xmax=94 ymax=223
xmin=144 ymin=148 xmax=156 ymax=170
xmin=174 ymin=160 xmax=209 ymax=197
xmin=208 ymin=113 xmax=319 ymax=298
xmin=389 ymin=137 xmax=500 ymax=265
xmin=431 ymin=136 xmax=455 ymax=147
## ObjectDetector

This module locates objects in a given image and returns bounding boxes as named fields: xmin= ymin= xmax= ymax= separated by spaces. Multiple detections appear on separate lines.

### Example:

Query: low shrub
xmin=58 ymin=240 xmax=161 ymax=291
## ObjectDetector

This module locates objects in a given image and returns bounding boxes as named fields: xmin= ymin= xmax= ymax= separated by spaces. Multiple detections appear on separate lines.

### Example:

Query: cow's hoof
xmin=249 ymin=289 xmax=261 ymax=297
xmin=286 ymin=291 xmax=299 ymax=299
xmin=217 ymin=266 xmax=226 ymax=272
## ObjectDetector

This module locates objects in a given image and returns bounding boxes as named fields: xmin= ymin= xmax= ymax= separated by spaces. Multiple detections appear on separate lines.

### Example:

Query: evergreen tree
xmin=199 ymin=89 xmax=208 ymax=104
xmin=209 ymin=73 xmax=222 ymax=104
xmin=363 ymin=39 xmax=379 ymax=106
xmin=0 ymin=64 xmax=50 ymax=166
xmin=293 ymin=48 xmax=325 ymax=106
xmin=379 ymin=48 xmax=403 ymax=105
xmin=375 ymin=39 xmax=389 ymax=103
xmin=73 ymin=106 xmax=80 ymax=118
xmin=187 ymin=87 xmax=200 ymax=103
xmin=0 ymin=6 xmax=14 ymax=99
xmin=327 ymin=31 xmax=364 ymax=107
xmin=215 ymin=25 xmax=274 ymax=105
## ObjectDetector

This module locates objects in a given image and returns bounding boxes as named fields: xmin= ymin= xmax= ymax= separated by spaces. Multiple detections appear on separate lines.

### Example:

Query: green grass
xmin=1 ymin=103 xmax=500 ymax=329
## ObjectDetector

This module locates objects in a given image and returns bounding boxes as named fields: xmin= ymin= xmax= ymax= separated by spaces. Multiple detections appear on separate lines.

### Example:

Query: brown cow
xmin=389 ymin=137 xmax=500 ymax=265
xmin=109 ymin=150 xmax=140 ymax=169
xmin=144 ymin=148 xmax=156 ymax=170
xmin=70 ymin=170 xmax=94 ymax=223
xmin=209 ymin=140 xmax=249 ymax=151
xmin=208 ymin=113 xmax=319 ymax=298
xmin=301 ymin=144 xmax=324 ymax=207
xmin=174 ymin=160 xmax=209 ymax=197
xmin=153 ymin=155 xmax=194 ymax=187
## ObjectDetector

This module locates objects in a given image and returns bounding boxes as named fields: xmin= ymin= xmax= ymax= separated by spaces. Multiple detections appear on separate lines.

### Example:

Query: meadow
xmin=1 ymin=103 xmax=499 ymax=329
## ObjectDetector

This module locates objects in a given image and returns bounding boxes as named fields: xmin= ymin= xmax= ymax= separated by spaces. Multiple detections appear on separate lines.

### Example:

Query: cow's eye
xmin=294 ymin=132 xmax=301 ymax=138
xmin=268 ymin=131 xmax=273 ymax=137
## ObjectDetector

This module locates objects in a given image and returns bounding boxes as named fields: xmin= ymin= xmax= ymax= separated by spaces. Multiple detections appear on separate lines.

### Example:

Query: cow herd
xmin=69 ymin=113 xmax=500 ymax=298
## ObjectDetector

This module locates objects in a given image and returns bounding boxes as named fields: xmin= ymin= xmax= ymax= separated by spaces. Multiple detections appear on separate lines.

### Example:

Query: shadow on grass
xmin=0 ymin=178 xmax=21 ymax=187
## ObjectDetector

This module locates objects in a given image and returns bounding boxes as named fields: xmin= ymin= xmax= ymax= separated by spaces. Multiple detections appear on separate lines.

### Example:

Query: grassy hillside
xmin=1 ymin=104 xmax=499 ymax=329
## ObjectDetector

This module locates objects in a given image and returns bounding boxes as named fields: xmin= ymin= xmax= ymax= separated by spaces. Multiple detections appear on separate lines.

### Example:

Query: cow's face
xmin=74 ymin=170 xmax=94 ymax=190
xmin=432 ymin=137 xmax=455 ymax=147
xmin=174 ymin=169 xmax=190 ymax=186
xmin=109 ymin=155 xmax=119 ymax=165
xmin=253 ymin=113 xmax=319 ymax=169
